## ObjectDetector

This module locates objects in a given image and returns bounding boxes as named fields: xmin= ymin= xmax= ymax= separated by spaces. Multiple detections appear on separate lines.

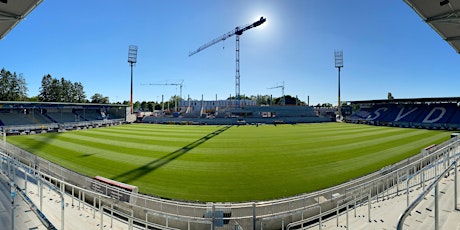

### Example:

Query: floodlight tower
xmin=128 ymin=45 xmax=138 ymax=114
xmin=334 ymin=49 xmax=343 ymax=118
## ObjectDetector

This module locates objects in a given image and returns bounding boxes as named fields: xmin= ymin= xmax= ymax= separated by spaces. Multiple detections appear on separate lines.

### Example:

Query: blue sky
xmin=1 ymin=1 xmax=459 ymax=106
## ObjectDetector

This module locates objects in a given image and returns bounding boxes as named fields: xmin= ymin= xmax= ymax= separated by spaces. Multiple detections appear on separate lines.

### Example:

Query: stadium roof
xmin=0 ymin=101 xmax=128 ymax=108
xmin=0 ymin=0 xmax=43 ymax=40
xmin=349 ymin=97 xmax=460 ymax=105
xmin=404 ymin=0 xmax=460 ymax=54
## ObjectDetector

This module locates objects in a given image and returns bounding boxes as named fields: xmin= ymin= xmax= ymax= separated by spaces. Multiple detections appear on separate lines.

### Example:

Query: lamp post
xmin=128 ymin=45 xmax=138 ymax=114
xmin=334 ymin=50 xmax=343 ymax=118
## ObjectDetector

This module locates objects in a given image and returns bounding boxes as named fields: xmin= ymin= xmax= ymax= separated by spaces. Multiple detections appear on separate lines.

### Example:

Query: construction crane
xmin=143 ymin=80 xmax=184 ymax=112
xmin=144 ymin=80 xmax=184 ymax=99
xmin=268 ymin=81 xmax=285 ymax=106
xmin=189 ymin=16 xmax=266 ymax=106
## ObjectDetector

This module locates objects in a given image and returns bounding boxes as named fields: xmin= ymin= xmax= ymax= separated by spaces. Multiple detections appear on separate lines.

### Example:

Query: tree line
xmin=0 ymin=68 xmax=110 ymax=103
xmin=1 ymin=67 xmax=183 ymax=110
xmin=1 ymin=67 xmax=310 ymax=111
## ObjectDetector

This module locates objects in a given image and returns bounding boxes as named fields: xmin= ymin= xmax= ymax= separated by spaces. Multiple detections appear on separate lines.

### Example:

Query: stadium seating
xmin=347 ymin=103 xmax=460 ymax=129
xmin=142 ymin=105 xmax=330 ymax=124
xmin=449 ymin=107 xmax=460 ymax=124
xmin=28 ymin=109 xmax=54 ymax=124
xmin=0 ymin=102 xmax=127 ymax=134
xmin=0 ymin=109 xmax=35 ymax=125
xmin=73 ymin=109 xmax=103 ymax=121
xmin=45 ymin=108 xmax=79 ymax=123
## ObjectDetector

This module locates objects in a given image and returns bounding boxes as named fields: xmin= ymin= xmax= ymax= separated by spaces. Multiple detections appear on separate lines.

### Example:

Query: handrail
xmin=1 ymin=133 xmax=459 ymax=230
xmin=37 ymin=171 xmax=65 ymax=230
xmin=5 ymin=138 xmax=458 ymax=209
xmin=396 ymin=160 xmax=457 ymax=230
xmin=0 ymin=172 xmax=57 ymax=229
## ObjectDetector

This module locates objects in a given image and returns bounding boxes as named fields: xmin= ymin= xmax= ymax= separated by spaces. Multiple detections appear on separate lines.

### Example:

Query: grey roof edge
xmin=0 ymin=0 xmax=43 ymax=40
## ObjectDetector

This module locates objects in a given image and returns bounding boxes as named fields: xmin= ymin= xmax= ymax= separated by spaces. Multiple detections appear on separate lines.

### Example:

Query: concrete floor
xmin=308 ymin=171 xmax=460 ymax=230
xmin=0 ymin=171 xmax=138 ymax=230
xmin=2 ymin=163 xmax=459 ymax=230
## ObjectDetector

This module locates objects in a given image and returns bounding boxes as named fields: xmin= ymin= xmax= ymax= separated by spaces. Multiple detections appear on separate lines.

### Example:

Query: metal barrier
xmin=396 ymin=160 xmax=459 ymax=230
xmin=1 ymin=118 xmax=125 ymax=135
xmin=0 ymin=136 xmax=459 ymax=230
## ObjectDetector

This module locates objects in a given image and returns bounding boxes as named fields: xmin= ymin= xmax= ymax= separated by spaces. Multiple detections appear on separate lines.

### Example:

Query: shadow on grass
xmin=111 ymin=125 xmax=232 ymax=183
xmin=6 ymin=132 xmax=58 ymax=156
xmin=78 ymin=153 xmax=94 ymax=158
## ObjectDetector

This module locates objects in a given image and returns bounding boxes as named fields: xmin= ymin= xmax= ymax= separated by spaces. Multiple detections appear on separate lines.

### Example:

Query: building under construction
xmin=141 ymin=17 xmax=334 ymax=125
xmin=142 ymin=99 xmax=333 ymax=125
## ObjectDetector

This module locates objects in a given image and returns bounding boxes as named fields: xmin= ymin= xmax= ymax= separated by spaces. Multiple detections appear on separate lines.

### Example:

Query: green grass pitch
xmin=6 ymin=123 xmax=451 ymax=202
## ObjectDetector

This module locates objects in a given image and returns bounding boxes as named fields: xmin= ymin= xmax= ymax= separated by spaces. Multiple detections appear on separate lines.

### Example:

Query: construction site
xmin=138 ymin=16 xmax=334 ymax=125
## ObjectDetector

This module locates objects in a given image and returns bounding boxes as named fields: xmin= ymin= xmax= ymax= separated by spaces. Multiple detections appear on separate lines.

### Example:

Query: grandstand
xmin=144 ymin=99 xmax=333 ymax=125
xmin=0 ymin=101 xmax=128 ymax=134
xmin=346 ymin=97 xmax=460 ymax=130
xmin=2 ymin=0 xmax=460 ymax=229
xmin=2 ymin=132 xmax=459 ymax=229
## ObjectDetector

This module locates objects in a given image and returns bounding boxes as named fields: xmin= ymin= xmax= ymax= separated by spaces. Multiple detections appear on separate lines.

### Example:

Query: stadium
xmin=1 ymin=1 xmax=460 ymax=230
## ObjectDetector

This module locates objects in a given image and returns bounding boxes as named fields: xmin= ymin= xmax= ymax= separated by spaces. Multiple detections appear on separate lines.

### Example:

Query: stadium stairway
xmin=0 ymin=173 xmax=47 ymax=230
xmin=5 ymin=168 xmax=140 ymax=230
xmin=27 ymin=110 xmax=50 ymax=125
xmin=72 ymin=109 xmax=89 ymax=121
xmin=41 ymin=112 xmax=58 ymax=123
xmin=309 ymin=170 xmax=460 ymax=230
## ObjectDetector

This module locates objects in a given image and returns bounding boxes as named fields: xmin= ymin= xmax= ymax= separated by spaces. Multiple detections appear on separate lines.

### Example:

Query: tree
xmin=133 ymin=101 xmax=141 ymax=111
xmin=60 ymin=78 xmax=72 ymax=102
xmin=38 ymin=74 xmax=53 ymax=101
xmin=73 ymin=82 xmax=86 ymax=103
xmin=148 ymin=102 xmax=156 ymax=111
xmin=167 ymin=95 xmax=183 ymax=111
xmin=49 ymin=78 xmax=62 ymax=102
xmin=27 ymin=95 xmax=39 ymax=102
xmin=387 ymin=92 xmax=394 ymax=100
xmin=271 ymin=95 xmax=305 ymax=106
xmin=0 ymin=68 xmax=28 ymax=101
xmin=90 ymin=93 xmax=109 ymax=104
xmin=254 ymin=95 xmax=271 ymax=105
xmin=140 ymin=101 xmax=148 ymax=111
xmin=15 ymin=73 xmax=28 ymax=100
xmin=39 ymin=74 xmax=87 ymax=103
xmin=227 ymin=95 xmax=251 ymax=100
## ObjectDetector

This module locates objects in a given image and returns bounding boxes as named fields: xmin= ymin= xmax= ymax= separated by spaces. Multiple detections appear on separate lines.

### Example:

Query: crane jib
xmin=188 ymin=16 xmax=266 ymax=107
xmin=189 ymin=16 xmax=266 ymax=56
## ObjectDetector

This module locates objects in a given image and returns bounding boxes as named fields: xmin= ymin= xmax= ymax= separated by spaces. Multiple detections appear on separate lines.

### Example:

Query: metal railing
xmin=0 ymin=136 xmax=459 ymax=230
xmin=396 ymin=160 xmax=459 ymax=230
xmin=1 ymin=118 xmax=125 ymax=134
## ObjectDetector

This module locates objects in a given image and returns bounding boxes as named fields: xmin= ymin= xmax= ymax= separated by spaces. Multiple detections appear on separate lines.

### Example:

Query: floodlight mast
xmin=189 ymin=17 xmax=266 ymax=107
xmin=334 ymin=50 xmax=344 ymax=118
xmin=128 ymin=45 xmax=138 ymax=114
